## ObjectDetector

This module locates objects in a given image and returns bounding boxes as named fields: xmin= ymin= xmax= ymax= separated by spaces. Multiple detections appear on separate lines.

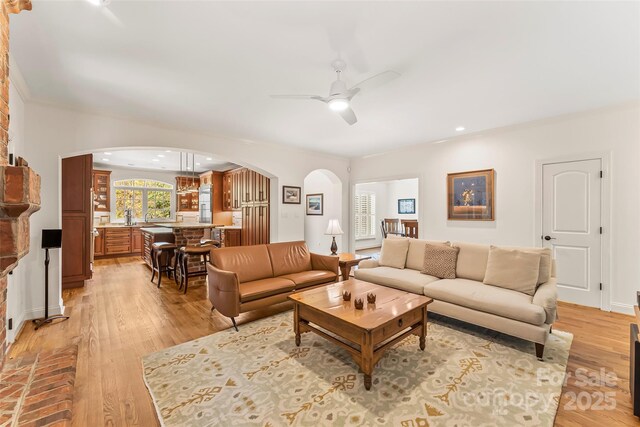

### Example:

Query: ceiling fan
xmin=271 ymin=60 xmax=400 ymax=125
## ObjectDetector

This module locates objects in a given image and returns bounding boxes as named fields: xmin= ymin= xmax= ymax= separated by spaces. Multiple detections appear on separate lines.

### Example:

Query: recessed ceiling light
xmin=152 ymin=159 xmax=160 ymax=162
xmin=104 ymin=152 xmax=112 ymax=155
xmin=455 ymin=126 xmax=465 ymax=132
xmin=196 ymin=163 xmax=201 ymax=166
xmin=186 ymin=167 xmax=192 ymax=170
xmin=206 ymin=157 xmax=212 ymax=161
xmin=102 ymin=158 xmax=109 ymax=161
xmin=157 ymin=154 xmax=165 ymax=158
xmin=165 ymin=150 xmax=172 ymax=153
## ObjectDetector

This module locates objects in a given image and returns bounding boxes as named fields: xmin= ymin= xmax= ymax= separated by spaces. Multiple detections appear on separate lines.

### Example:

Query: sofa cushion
xmin=210 ymin=245 xmax=273 ymax=283
xmin=281 ymin=270 xmax=336 ymax=288
xmin=379 ymin=238 xmax=410 ymax=269
xmin=405 ymin=239 xmax=450 ymax=270
xmin=452 ymin=242 xmax=490 ymax=282
xmin=506 ymin=246 xmax=552 ymax=285
xmin=483 ymin=246 xmax=541 ymax=296
xmin=421 ymin=243 xmax=459 ymax=279
xmin=355 ymin=266 xmax=440 ymax=294
xmin=423 ymin=278 xmax=546 ymax=326
xmin=266 ymin=241 xmax=312 ymax=276
xmin=239 ymin=277 xmax=296 ymax=303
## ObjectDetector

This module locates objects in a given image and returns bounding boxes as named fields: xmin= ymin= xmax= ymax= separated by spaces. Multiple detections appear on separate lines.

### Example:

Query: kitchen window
xmin=113 ymin=179 xmax=173 ymax=220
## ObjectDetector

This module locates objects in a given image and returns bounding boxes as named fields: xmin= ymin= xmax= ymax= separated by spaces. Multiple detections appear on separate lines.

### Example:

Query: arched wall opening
xmin=8 ymin=102 xmax=350 ymax=343
xmin=303 ymin=169 xmax=343 ymax=254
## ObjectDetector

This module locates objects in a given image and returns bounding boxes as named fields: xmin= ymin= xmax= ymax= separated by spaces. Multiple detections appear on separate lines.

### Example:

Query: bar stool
xmin=151 ymin=242 xmax=177 ymax=288
xmin=176 ymin=244 xmax=214 ymax=294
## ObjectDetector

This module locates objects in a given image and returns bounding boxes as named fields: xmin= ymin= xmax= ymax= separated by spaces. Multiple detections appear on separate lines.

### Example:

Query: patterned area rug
xmin=142 ymin=312 xmax=572 ymax=426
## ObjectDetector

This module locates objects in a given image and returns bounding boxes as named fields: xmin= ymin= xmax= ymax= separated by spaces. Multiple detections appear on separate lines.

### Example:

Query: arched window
xmin=113 ymin=179 xmax=173 ymax=220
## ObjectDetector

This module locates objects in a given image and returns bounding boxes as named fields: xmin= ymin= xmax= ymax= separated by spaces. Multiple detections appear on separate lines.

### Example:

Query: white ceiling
xmin=10 ymin=1 xmax=640 ymax=157
xmin=92 ymin=149 xmax=237 ymax=173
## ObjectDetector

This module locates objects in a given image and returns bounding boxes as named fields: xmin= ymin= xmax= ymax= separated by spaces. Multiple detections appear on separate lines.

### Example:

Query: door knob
xmin=544 ymin=235 xmax=556 ymax=241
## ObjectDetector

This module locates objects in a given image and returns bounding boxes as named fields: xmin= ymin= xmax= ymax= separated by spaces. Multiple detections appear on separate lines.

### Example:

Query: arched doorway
xmin=303 ymin=169 xmax=343 ymax=254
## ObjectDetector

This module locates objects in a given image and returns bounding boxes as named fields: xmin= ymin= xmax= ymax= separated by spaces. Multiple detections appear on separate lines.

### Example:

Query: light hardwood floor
xmin=8 ymin=256 xmax=638 ymax=426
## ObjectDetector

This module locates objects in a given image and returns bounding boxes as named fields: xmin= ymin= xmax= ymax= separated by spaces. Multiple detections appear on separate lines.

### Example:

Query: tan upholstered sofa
xmin=207 ymin=241 xmax=339 ymax=330
xmin=355 ymin=239 xmax=557 ymax=359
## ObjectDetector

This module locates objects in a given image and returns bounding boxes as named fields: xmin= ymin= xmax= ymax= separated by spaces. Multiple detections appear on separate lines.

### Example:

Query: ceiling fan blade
xmin=338 ymin=107 xmax=357 ymax=125
xmin=270 ymin=94 xmax=326 ymax=102
xmin=351 ymin=70 xmax=400 ymax=92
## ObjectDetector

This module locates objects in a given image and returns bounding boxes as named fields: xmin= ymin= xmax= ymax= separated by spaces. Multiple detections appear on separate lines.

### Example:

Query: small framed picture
xmin=282 ymin=186 xmax=301 ymax=204
xmin=306 ymin=193 xmax=324 ymax=215
xmin=398 ymin=198 xmax=416 ymax=214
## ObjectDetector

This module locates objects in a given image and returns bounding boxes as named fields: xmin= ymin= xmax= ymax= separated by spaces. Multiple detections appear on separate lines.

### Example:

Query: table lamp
xmin=325 ymin=219 xmax=344 ymax=255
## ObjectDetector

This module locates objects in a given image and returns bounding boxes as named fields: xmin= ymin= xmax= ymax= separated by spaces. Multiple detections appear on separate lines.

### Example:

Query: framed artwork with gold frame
xmin=447 ymin=169 xmax=495 ymax=221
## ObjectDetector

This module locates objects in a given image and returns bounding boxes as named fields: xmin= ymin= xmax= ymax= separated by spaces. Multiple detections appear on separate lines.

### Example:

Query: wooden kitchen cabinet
xmin=92 ymin=169 xmax=111 ymax=212
xmin=94 ymin=228 xmax=105 ymax=256
xmin=62 ymin=154 xmax=93 ymax=289
xmin=175 ymin=176 xmax=200 ymax=212
xmin=222 ymin=168 xmax=243 ymax=211
xmin=223 ymin=229 xmax=241 ymax=247
xmin=95 ymin=226 xmax=144 ymax=258
xmin=105 ymin=228 xmax=132 ymax=255
xmin=131 ymin=228 xmax=143 ymax=253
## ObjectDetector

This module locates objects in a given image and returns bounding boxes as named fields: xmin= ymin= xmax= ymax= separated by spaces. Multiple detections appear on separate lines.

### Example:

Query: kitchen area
xmin=90 ymin=149 xmax=270 ymax=268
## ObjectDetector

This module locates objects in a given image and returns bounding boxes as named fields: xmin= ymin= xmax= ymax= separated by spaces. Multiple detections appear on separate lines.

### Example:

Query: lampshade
xmin=325 ymin=219 xmax=344 ymax=235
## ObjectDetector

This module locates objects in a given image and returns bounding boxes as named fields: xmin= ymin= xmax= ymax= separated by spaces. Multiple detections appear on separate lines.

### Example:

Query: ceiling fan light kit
xmin=328 ymin=98 xmax=349 ymax=111
xmin=270 ymin=61 xmax=400 ymax=125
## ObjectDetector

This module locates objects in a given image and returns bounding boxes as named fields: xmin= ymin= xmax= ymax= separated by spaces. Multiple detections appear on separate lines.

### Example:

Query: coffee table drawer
xmin=372 ymin=307 xmax=423 ymax=344
xmin=298 ymin=305 xmax=363 ymax=344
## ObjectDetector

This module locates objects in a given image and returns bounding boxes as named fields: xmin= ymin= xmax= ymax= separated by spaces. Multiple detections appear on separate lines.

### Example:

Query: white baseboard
xmin=609 ymin=302 xmax=635 ymax=315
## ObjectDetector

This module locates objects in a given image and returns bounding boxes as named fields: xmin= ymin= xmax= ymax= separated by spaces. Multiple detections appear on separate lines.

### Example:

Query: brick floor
xmin=0 ymin=345 xmax=77 ymax=427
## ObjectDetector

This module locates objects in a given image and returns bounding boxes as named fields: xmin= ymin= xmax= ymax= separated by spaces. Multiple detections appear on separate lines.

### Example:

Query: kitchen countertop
xmin=139 ymin=227 xmax=177 ymax=235
xmin=155 ymin=223 xmax=223 ymax=230
xmin=216 ymin=225 xmax=241 ymax=229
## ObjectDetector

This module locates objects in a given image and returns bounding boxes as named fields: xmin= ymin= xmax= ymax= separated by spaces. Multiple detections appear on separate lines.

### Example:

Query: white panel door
xmin=542 ymin=159 xmax=602 ymax=308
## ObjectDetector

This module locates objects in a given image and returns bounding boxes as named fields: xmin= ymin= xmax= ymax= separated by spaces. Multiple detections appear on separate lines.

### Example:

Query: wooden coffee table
xmin=288 ymin=279 xmax=433 ymax=390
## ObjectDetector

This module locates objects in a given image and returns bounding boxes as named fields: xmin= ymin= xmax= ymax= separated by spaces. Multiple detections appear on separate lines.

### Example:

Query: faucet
xmin=144 ymin=212 xmax=151 ymax=223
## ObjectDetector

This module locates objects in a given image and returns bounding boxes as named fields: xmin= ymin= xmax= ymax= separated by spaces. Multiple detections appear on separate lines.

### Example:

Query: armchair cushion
xmin=239 ymin=277 xmax=296 ymax=303
xmin=267 ymin=241 xmax=312 ymax=276
xmin=281 ymin=271 xmax=337 ymax=288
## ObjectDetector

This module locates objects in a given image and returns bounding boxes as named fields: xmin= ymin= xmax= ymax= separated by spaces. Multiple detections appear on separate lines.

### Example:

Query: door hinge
xmin=600 ymin=170 xmax=603 ymax=178
xmin=599 ymin=283 xmax=603 ymax=291
xmin=600 ymin=227 xmax=603 ymax=234
xmin=8 ymin=318 xmax=12 ymax=330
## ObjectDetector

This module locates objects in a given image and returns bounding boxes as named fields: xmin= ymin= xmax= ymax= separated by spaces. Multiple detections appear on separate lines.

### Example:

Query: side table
xmin=337 ymin=253 xmax=372 ymax=281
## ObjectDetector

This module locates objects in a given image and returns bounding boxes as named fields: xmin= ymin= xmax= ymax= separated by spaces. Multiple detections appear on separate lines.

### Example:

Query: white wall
xmin=387 ymin=179 xmax=419 ymax=221
xmin=17 ymin=102 xmax=350 ymax=325
xmin=350 ymin=103 xmax=640 ymax=314
xmin=354 ymin=178 xmax=419 ymax=249
xmin=303 ymin=170 xmax=343 ymax=253
xmin=5 ymin=81 xmax=32 ymax=343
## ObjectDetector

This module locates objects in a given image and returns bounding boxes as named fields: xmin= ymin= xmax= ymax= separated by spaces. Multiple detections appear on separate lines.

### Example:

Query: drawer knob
xmin=398 ymin=318 xmax=404 ymax=328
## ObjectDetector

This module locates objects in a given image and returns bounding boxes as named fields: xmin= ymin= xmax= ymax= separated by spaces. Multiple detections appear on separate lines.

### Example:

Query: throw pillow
xmin=421 ymin=243 xmax=459 ymax=279
xmin=510 ymin=247 xmax=552 ymax=285
xmin=483 ymin=246 xmax=541 ymax=296
xmin=379 ymin=238 xmax=410 ymax=269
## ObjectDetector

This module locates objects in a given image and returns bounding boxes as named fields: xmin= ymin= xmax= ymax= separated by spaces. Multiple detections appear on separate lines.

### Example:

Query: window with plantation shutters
xmin=354 ymin=193 xmax=376 ymax=239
